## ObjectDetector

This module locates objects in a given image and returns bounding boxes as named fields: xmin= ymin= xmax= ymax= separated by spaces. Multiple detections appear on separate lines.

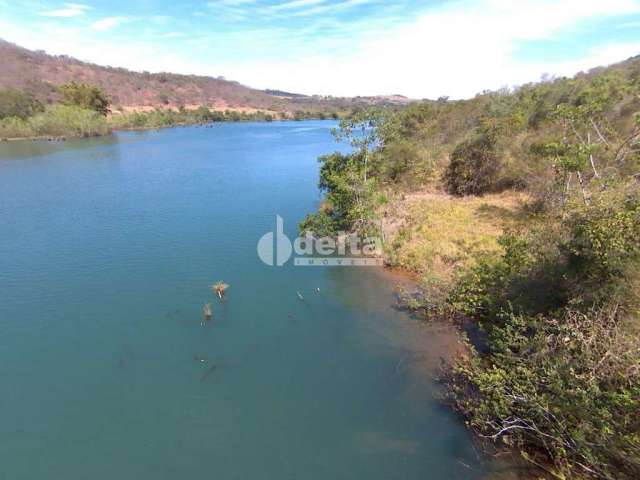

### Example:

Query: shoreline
xmin=0 ymin=117 xmax=335 ymax=143
xmin=371 ymin=264 xmax=542 ymax=480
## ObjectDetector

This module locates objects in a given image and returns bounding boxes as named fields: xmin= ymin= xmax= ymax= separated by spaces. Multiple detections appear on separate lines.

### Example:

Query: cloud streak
xmin=39 ymin=3 xmax=90 ymax=17
xmin=269 ymin=0 xmax=328 ymax=11
xmin=7 ymin=0 xmax=640 ymax=98
xmin=217 ymin=0 xmax=640 ymax=97
xmin=91 ymin=16 xmax=130 ymax=31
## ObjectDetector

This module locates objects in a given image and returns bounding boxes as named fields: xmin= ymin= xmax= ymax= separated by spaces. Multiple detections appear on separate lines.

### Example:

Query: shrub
xmin=59 ymin=82 xmax=110 ymax=116
xmin=0 ymin=116 xmax=34 ymax=138
xmin=447 ymin=308 xmax=640 ymax=479
xmin=0 ymin=105 xmax=110 ymax=138
xmin=449 ymin=224 xmax=568 ymax=318
xmin=449 ymin=184 xmax=640 ymax=318
xmin=446 ymin=184 xmax=640 ymax=478
xmin=444 ymin=129 xmax=500 ymax=195
xmin=29 ymin=105 xmax=110 ymax=137
xmin=563 ymin=186 xmax=640 ymax=309
xmin=193 ymin=105 xmax=213 ymax=122
xmin=377 ymin=139 xmax=435 ymax=186
xmin=0 ymin=88 xmax=43 ymax=120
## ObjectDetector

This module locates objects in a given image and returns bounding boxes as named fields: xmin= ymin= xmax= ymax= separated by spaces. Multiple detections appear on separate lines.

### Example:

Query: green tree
xmin=193 ymin=105 xmax=213 ymax=122
xmin=332 ymin=108 xmax=387 ymax=183
xmin=59 ymin=82 xmax=110 ymax=115
xmin=0 ymin=88 xmax=43 ymax=120
xmin=542 ymin=73 xmax=634 ymax=205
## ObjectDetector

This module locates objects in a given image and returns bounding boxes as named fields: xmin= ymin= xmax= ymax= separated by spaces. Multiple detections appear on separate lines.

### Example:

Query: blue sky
xmin=1 ymin=0 xmax=640 ymax=98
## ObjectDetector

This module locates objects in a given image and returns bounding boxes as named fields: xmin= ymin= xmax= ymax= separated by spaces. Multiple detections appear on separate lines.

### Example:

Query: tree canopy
xmin=59 ymin=82 xmax=110 ymax=115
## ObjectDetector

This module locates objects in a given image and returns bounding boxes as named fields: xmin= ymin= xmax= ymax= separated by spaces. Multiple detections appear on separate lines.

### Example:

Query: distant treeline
xmin=0 ymin=84 xmax=110 ymax=139
xmin=109 ymin=106 xmax=341 ymax=130
xmin=0 ymin=83 xmax=344 ymax=140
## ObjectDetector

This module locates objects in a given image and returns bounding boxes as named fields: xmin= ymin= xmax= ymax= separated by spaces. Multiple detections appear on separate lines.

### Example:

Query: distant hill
xmin=0 ymin=39 xmax=415 ymax=115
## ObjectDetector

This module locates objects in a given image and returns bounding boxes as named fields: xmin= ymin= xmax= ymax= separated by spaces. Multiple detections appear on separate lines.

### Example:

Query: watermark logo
xmin=257 ymin=215 xmax=383 ymax=267
xmin=257 ymin=215 xmax=293 ymax=266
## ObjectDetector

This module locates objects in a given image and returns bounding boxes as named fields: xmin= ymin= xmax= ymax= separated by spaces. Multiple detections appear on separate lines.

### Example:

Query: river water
xmin=0 ymin=121 xmax=491 ymax=479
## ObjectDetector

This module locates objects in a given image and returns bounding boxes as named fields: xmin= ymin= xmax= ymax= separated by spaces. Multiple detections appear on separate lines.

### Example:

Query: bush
xmin=193 ymin=105 xmax=213 ymax=122
xmin=446 ymin=184 xmax=640 ymax=478
xmin=377 ymin=139 xmax=435 ymax=186
xmin=448 ymin=308 xmax=640 ymax=479
xmin=0 ymin=88 xmax=43 ymax=120
xmin=449 ymin=224 xmax=568 ymax=318
xmin=29 ymin=105 xmax=110 ymax=137
xmin=564 ymin=187 xmax=640 ymax=308
xmin=59 ymin=82 xmax=110 ymax=115
xmin=450 ymin=185 xmax=640 ymax=318
xmin=0 ymin=105 xmax=110 ymax=139
xmin=444 ymin=129 xmax=500 ymax=195
xmin=0 ymin=116 xmax=34 ymax=138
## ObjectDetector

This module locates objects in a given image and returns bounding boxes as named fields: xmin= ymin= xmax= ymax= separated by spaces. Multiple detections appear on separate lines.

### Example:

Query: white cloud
xmin=270 ymin=0 xmax=328 ymax=12
xmin=40 ymin=3 xmax=90 ymax=18
xmin=90 ymin=17 xmax=129 ymax=32
xmin=287 ymin=0 xmax=374 ymax=17
xmin=9 ymin=0 xmax=640 ymax=98
xmin=216 ymin=0 xmax=256 ymax=5
xmin=222 ymin=0 xmax=640 ymax=97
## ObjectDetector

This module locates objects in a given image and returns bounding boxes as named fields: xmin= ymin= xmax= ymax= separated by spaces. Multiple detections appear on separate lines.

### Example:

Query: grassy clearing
xmin=383 ymin=190 xmax=532 ymax=298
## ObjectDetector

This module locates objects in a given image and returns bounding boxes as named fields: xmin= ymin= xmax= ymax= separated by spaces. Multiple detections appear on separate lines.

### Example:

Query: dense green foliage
xmin=0 ymin=88 xmax=43 ymax=120
xmin=450 ymin=186 xmax=640 ymax=318
xmin=444 ymin=127 xmax=500 ymax=195
xmin=299 ymin=150 xmax=378 ymax=235
xmin=0 ymin=82 xmax=110 ymax=138
xmin=303 ymin=59 xmax=640 ymax=235
xmin=448 ymin=307 xmax=640 ymax=479
xmin=300 ymin=110 xmax=388 ymax=235
xmin=447 ymin=186 xmax=640 ymax=478
xmin=0 ymin=105 xmax=109 ymax=139
xmin=302 ymin=56 xmax=640 ymax=478
xmin=0 ymin=83 xmax=336 ymax=140
xmin=59 ymin=82 xmax=111 ymax=115
xmin=109 ymin=107 xmax=278 ymax=130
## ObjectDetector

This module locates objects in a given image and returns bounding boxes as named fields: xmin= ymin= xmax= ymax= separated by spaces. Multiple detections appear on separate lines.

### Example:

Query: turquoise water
xmin=0 ymin=122 xmax=486 ymax=479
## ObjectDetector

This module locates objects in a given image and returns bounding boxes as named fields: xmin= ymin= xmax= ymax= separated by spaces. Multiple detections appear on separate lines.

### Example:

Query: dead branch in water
xmin=212 ymin=281 xmax=229 ymax=299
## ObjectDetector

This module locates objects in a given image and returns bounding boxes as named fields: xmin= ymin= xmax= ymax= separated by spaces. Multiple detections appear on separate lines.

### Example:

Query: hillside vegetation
xmin=0 ymin=80 xmax=348 ymax=140
xmin=302 ymin=55 xmax=640 ymax=479
xmin=0 ymin=39 xmax=411 ymax=117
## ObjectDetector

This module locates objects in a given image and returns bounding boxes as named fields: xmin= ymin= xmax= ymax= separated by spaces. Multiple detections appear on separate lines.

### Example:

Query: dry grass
xmin=382 ymin=189 xmax=531 ymax=296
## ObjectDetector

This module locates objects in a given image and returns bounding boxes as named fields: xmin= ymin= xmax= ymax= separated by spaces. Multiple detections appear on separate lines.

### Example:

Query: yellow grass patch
xmin=382 ymin=190 xmax=530 ymax=296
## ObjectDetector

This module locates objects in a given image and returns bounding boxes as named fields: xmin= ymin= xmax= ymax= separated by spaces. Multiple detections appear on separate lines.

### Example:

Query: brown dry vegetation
xmin=0 ymin=39 xmax=413 ymax=115
xmin=382 ymin=189 xmax=532 ymax=301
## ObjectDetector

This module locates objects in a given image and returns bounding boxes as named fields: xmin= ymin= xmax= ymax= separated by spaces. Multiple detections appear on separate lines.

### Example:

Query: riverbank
xmin=0 ymin=98 xmax=344 ymax=142
xmin=299 ymin=51 xmax=640 ymax=478
xmin=0 ymin=112 xmax=339 ymax=142
xmin=372 ymin=260 xmax=548 ymax=480
xmin=374 ymin=192 xmax=556 ymax=480
xmin=379 ymin=188 xmax=532 ymax=309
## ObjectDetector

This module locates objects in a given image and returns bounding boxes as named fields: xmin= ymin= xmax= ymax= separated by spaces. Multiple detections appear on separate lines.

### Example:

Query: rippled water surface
xmin=0 ymin=122 xmax=487 ymax=479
